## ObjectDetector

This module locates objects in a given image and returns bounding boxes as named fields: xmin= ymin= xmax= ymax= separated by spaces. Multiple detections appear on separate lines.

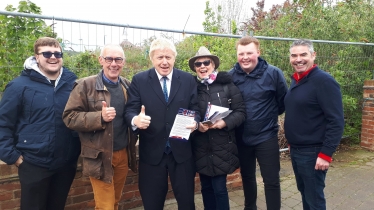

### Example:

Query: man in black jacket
xmin=285 ymin=39 xmax=344 ymax=210
xmin=229 ymin=36 xmax=288 ymax=210
xmin=0 ymin=37 xmax=80 ymax=210
xmin=125 ymin=38 xmax=200 ymax=210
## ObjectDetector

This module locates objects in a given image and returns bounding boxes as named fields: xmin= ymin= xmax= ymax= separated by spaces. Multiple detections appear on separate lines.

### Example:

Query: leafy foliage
xmin=244 ymin=0 xmax=374 ymax=143
xmin=1 ymin=0 xmax=374 ymax=145
xmin=202 ymin=1 xmax=223 ymax=33
xmin=0 ymin=0 xmax=56 ymax=91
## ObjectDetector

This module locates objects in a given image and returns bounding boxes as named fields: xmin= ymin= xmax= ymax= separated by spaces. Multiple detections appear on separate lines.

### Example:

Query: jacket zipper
xmin=217 ymin=93 xmax=222 ymax=106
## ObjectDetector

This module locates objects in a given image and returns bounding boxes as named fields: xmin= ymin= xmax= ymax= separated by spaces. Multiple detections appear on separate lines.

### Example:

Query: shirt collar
xmin=102 ymin=71 xmax=119 ymax=85
xmin=154 ymin=69 xmax=173 ymax=81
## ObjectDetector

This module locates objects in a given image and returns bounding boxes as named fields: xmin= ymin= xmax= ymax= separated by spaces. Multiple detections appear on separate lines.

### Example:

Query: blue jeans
xmin=290 ymin=146 xmax=327 ymax=210
xmin=238 ymin=137 xmax=281 ymax=210
xmin=199 ymin=173 xmax=229 ymax=210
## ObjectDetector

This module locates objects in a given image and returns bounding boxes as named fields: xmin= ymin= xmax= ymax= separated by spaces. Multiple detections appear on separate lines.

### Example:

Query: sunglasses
xmin=194 ymin=60 xmax=211 ymax=67
xmin=37 ymin=51 xmax=63 ymax=58
xmin=102 ymin=57 xmax=124 ymax=64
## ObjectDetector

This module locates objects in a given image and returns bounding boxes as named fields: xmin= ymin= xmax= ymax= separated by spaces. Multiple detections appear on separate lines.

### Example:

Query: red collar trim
xmin=292 ymin=64 xmax=317 ymax=83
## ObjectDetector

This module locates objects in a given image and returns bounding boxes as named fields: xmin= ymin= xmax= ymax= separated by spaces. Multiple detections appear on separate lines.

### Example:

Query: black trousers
xmin=138 ymin=153 xmax=196 ymax=210
xmin=18 ymin=160 xmax=77 ymax=210
xmin=238 ymin=136 xmax=281 ymax=210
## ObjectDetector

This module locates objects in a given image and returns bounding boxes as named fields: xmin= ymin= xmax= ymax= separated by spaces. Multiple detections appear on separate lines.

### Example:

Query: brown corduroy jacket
xmin=63 ymin=71 xmax=138 ymax=183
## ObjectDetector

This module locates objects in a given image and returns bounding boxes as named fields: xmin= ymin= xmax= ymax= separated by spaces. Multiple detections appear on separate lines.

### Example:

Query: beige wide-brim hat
xmin=188 ymin=46 xmax=220 ymax=72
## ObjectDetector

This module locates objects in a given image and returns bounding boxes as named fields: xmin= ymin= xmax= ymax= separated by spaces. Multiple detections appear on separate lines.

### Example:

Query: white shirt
xmin=155 ymin=69 xmax=172 ymax=97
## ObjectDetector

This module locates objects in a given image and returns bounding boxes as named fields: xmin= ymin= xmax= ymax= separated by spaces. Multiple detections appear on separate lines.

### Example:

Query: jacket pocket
xmin=81 ymin=146 xmax=103 ymax=179
xmin=16 ymin=134 xmax=51 ymax=162
xmin=216 ymin=130 xmax=232 ymax=145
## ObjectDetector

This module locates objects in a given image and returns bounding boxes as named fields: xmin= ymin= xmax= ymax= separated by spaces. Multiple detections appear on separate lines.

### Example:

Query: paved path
xmin=130 ymin=147 xmax=374 ymax=210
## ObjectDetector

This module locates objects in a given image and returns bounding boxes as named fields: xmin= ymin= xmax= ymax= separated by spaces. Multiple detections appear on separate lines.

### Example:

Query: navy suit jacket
xmin=125 ymin=68 xmax=200 ymax=165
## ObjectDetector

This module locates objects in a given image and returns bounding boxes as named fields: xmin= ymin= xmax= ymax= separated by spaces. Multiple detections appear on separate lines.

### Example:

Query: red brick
xmin=0 ymin=183 xmax=20 ymax=193
xmin=227 ymin=173 xmax=240 ymax=182
xmin=70 ymin=178 xmax=91 ymax=188
xmin=361 ymin=142 xmax=374 ymax=150
xmin=364 ymin=80 xmax=374 ymax=86
xmin=68 ymin=186 xmax=87 ymax=196
xmin=122 ymin=191 xmax=135 ymax=200
xmin=363 ymin=90 xmax=374 ymax=95
xmin=165 ymin=191 xmax=175 ymax=200
xmin=228 ymin=180 xmax=244 ymax=189
xmin=0 ymin=165 xmax=18 ymax=178
xmin=71 ymin=192 xmax=94 ymax=204
xmin=0 ymin=192 xmax=13 ymax=201
xmin=0 ymin=198 xmax=20 ymax=209
xmin=123 ymin=183 xmax=138 ymax=192
xmin=365 ymin=107 xmax=374 ymax=112
xmin=361 ymin=124 xmax=373 ymax=130
xmin=64 ymin=203 xmax=88 ymax=210
xmin=14 ymin=190 xmax=21 ymax=199
xmin=127 ymin=170 xmax=138 ymax=176
xmin=121 ymin=199 xmax=143 ymax=209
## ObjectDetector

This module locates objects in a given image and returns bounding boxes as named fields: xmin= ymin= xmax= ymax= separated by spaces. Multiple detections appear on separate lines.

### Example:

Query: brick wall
xmin=0 ymin=161 xmax=242 ymax=210
xmin=361 ymin=80 xmax=374 ymax=150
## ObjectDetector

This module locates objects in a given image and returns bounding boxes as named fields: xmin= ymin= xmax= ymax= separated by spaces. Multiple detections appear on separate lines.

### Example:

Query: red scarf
xmin=292 ymin=64 xmax=317 ymax=83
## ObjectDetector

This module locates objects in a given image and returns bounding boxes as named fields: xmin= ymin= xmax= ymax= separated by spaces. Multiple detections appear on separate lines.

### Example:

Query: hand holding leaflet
xmin=169 ymin=108 xmax=196 ymax=140
xmin=202 ymin=103 xmax=232 ymax=125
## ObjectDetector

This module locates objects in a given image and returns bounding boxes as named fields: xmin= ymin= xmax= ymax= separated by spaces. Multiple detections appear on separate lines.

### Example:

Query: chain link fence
xmin=1 ymin=10 xmax=373 ymax=150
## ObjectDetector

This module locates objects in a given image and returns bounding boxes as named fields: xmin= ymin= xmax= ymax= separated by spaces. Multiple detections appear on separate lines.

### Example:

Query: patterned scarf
xmin=197 ymin=70 xmax=218 ymax=85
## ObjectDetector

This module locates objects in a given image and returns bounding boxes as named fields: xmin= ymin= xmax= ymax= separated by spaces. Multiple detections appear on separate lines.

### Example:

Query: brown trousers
xmin=90 ymin=147 xmax=129 ymax=210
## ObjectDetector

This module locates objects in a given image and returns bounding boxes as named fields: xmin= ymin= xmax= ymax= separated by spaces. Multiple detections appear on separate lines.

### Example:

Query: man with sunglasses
xmin=229 ymin=36 xmax=288 ymax=210
xmin=0 ymin=37 xmax=80 ymax=209
xmin=63 ymin=44 xmax=138 ymax=210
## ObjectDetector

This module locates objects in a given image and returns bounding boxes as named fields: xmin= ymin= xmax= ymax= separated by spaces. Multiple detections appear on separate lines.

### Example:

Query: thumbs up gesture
xmin=134 ymin=105 xmax=151 ymax=129
xmin=102 ymin=101 xmax=116 ymax=122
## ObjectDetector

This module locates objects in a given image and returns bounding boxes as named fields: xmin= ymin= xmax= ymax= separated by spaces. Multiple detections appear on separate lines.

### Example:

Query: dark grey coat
xmin=191 ymin=72 xmax=246 ymax=176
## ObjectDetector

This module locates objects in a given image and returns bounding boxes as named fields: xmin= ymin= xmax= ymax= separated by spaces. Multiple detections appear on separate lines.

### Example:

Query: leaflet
xmin=169 ymin=108 xmax=196 ymax=140
xmin=202 ymin=103 xmax=232 ymax=125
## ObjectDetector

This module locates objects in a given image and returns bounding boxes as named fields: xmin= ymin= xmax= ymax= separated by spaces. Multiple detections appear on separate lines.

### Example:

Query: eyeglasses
xmin=37 ymin=51 xmax=63 ymax=58
xmin=194 ymin=60 xmax=211 ymax=67
xmin=102 ymin=57 xmax=124 ymax=64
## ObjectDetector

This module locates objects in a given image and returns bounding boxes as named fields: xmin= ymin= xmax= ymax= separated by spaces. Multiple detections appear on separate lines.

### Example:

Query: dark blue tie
xmin=163 ymin=76 xmax=168 ymax=102
xmin=162 ymin=76 xmax=171 ymax=154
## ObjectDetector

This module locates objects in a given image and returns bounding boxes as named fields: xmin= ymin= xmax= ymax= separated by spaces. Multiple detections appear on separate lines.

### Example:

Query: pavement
xmin=129 ymin=146 xmax=374 ymax=210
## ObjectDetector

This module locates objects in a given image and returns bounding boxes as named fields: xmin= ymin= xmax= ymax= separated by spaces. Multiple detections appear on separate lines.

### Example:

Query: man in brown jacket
xmin=63 ymin=44 xmax=137 ymax=210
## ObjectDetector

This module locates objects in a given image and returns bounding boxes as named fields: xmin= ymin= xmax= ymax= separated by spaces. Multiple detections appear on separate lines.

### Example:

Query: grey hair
xmin=290 ymin=39 xmax=314 ymax=54
xmin=149 ymin=38 xmax=177 ymax=59
xmin=100 ymin=44 xmax=125 ymax=58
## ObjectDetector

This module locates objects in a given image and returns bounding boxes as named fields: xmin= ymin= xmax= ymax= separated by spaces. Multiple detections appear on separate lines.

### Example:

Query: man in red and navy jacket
xmin=284 ymin=39 xmax=344 ymax=210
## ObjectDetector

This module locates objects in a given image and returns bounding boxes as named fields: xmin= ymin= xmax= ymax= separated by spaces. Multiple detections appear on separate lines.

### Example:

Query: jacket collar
xmin=290 ymin=66 xmax=320 ymax=88
xmin=95 ymin=70 xmax=129 ymax=91
xmin=233 ymin=57 xmax=268 ymax=78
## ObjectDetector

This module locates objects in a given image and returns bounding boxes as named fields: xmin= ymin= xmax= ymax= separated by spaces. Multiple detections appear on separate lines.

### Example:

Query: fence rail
xmin=1 ymin=10 xmax=373 ymax=147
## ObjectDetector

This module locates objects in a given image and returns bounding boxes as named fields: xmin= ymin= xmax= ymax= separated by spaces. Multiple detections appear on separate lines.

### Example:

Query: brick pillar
xmin=361 ymin=80 xmax=374 ymax=150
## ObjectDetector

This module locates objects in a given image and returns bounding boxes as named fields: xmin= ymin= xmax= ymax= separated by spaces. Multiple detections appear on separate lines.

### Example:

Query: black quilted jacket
xmin=191 ymin=72 xmax=246 ymax=176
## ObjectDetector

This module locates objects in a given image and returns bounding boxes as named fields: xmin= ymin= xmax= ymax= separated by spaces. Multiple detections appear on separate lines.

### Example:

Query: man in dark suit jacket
xmin=125 ymin=38 xmax=200 ymax=210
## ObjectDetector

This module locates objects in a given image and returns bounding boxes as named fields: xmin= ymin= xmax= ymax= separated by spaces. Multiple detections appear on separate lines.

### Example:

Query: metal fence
xmin=1 ymin=10 xmax=374 ymax=148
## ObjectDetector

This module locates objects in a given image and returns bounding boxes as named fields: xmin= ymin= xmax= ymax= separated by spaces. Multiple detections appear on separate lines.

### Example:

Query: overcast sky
xmin=0 ymin=0 xmax=280 ymax=32
xmin=0 ymin=0 xmax=281 ymax=51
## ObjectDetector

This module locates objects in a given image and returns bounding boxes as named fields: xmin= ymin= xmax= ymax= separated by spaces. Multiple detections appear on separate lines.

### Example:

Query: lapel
xmin=148 ymin=68 xmax=168 ymax=105
xmin=169 ymin=69 xmax=181 ymax=104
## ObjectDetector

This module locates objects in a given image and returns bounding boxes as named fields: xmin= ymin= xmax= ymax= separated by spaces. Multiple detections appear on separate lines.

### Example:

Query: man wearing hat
xmin=189 ymin=46 xmax=246 ymax=209
xmin=229 ymin=36 xmax=288 ymax=210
